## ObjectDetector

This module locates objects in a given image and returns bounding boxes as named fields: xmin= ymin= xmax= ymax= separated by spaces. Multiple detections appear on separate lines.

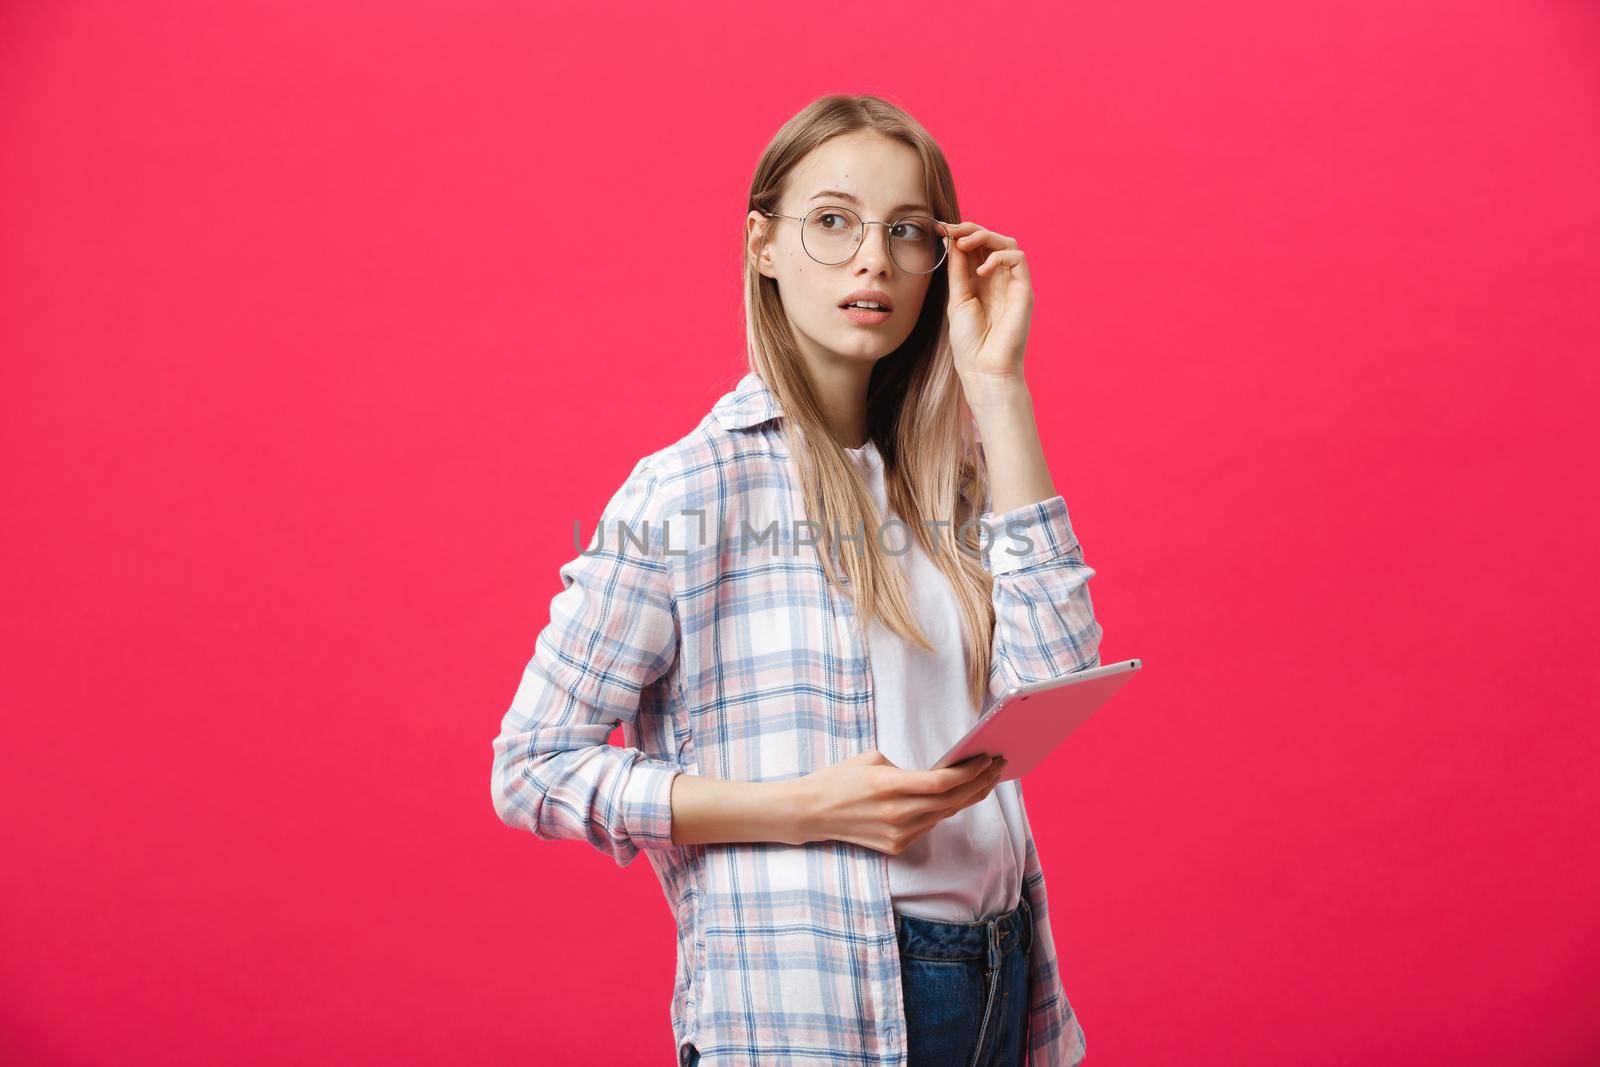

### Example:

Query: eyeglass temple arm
xmin=763 ymin=210 xmax=952 ymax=234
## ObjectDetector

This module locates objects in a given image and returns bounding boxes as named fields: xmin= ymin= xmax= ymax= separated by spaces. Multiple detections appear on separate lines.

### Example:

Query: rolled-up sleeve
xmin=490 ymin=456 xmax=684 ymax=867
xmin=980 ymin=493 xmax=1105 ymax=711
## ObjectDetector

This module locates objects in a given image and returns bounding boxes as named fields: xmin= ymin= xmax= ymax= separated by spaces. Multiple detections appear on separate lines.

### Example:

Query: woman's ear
xmin=746 ymin=211 xmax=776 ymax=279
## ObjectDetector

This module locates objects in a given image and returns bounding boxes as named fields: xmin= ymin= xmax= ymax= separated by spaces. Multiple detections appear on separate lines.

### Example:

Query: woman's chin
xmin=827 ymin=332 xmax=902 ymax=362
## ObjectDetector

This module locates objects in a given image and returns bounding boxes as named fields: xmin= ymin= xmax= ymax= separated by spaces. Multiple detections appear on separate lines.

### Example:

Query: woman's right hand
xmin=788 ymin=750 xmax=1008 ymax=854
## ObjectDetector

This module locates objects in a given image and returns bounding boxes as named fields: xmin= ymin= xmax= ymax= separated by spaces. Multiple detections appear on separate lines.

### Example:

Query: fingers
xmin=942 ymin=757 xmax=1008 ymax=808
xmin=906 ymin=755 xmax=994 ymax=794
xmin=916 ymin=760 xmax=1008 ymax=826
xmin=947 ymin=220 xmax=1018 ymax=250
xmin=945 ymin=222 xmax=1026 ymax=298
xmin=888 ymin=761 xmax=1008 ymax=852
xmin=975 ymin=248 xmax=1027 ymax=279
xmin=966 ymin=757 xmax=1008 ymax=800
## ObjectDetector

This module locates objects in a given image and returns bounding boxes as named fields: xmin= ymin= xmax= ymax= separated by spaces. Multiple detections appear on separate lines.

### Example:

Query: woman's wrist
xmin=963 ymin=378 xmax=1058 ymax=515
xmin=962 ymin=374 xmax=1032 ymax=421
xmin=770 ymin=776 xmax=818 ymax=846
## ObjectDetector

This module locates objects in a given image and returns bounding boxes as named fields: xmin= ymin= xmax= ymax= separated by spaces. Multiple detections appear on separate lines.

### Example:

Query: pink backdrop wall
xmin=3 ymin=2 xmax=1596 ymax=1064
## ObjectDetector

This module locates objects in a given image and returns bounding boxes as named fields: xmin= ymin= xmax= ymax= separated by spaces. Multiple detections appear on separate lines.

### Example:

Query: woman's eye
xmin=818 ymin=212 xmax=849 ymax=230
xmin=892 ymin=221 xmax=926 ymax=240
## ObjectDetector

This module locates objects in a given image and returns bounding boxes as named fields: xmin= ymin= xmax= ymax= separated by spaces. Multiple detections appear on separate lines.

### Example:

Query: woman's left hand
xmin=943 ymin=220 xmax=1033 ymax=399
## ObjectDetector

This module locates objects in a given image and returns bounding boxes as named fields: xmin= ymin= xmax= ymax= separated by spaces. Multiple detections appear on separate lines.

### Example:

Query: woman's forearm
xmin=968 ymin=381 xmax=1058 ymax=515
xmin=669 ymin=771 xmax=808 ymax=846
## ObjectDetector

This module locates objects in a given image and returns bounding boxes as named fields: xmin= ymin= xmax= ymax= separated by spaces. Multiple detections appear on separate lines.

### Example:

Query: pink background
xmin=3 ymin=2 xmax=1596 ymax=1064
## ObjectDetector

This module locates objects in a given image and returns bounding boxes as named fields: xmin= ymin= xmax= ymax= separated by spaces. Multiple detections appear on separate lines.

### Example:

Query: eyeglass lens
xmin=801 ymin=206 xmax=947 ymax=273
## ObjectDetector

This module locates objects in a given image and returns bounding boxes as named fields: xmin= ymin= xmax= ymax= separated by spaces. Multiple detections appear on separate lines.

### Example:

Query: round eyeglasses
xmin=761 ymin=206 xmax=951 ymax=275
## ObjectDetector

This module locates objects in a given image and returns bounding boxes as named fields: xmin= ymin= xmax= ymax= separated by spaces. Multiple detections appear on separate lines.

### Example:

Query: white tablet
xmin=930 ymin=658 xmax=1143 ymax=780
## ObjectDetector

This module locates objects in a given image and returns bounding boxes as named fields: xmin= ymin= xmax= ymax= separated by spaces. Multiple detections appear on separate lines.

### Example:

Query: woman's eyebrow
xmin=808 ymin=189 xmax=933 ymax=216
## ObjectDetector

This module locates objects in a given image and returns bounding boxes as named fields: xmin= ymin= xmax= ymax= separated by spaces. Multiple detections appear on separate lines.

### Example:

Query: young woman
xmin=491 ymin=93 xmax=1103 ymax=1067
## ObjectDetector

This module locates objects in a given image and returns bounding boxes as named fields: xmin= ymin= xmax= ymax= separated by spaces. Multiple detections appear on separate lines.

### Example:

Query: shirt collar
xmin=711 ymin=370 xmax=783 ymax=432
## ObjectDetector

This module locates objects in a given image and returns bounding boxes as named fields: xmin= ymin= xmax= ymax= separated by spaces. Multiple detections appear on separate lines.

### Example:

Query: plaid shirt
xmin=491 ymin=370 xmax=1103 ymax=1066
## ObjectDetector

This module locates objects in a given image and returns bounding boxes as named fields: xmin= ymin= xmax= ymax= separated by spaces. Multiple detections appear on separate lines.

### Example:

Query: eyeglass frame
xmin=759 ymin=206 xmax=953 ymax=274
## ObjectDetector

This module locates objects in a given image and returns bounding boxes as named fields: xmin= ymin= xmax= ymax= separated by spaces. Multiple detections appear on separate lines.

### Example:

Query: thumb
xmin=945 ymin=232 xmax=972 ymax=307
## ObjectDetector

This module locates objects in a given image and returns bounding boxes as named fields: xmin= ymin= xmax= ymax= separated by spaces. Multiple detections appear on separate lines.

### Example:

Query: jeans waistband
xmin=893 ymin=896 xmax=1032 ymax=971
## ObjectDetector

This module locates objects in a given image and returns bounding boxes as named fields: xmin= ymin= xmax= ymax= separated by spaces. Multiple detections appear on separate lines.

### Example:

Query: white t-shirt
xmin=846 ymin=440 xmax=1027 ymax=922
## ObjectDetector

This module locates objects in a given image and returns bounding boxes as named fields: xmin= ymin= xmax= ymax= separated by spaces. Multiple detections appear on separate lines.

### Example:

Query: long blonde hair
xmin=742 ymin=93 xmax=997 ymax=712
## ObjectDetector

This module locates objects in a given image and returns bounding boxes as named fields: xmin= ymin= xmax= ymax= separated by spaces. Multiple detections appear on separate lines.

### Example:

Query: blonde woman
xmin=491 ymin=93 xmax=1103 ymax=1067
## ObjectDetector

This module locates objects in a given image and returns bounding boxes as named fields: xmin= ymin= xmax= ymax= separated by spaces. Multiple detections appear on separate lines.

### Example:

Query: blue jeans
xmin=896 ymin=896 xmax=1033 ymax=1067
xmin=676 ymin=896 xmax=1032 ymax=1067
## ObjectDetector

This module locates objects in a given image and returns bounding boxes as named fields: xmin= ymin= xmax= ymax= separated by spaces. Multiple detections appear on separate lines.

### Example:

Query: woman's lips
xmin=840 ymin=306 xmax=892 ymax=326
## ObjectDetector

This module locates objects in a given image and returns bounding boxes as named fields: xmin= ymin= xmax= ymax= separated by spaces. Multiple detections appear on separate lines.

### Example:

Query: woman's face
xmin=748 ymin=132 xmax=940 ymax=370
